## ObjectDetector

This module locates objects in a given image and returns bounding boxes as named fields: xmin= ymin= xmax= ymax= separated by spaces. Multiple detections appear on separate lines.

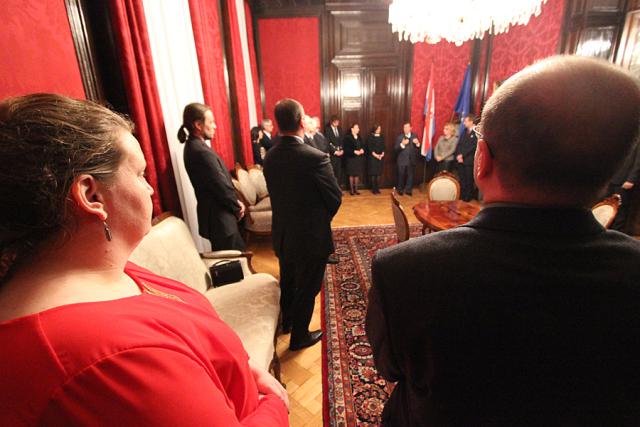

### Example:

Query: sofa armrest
xmin=201 ymin=250 xmax=256 ymax=274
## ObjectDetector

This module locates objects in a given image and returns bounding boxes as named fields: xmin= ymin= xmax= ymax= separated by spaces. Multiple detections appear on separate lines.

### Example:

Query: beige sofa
xmin=128 ymin=214 xmax=281 ymax=379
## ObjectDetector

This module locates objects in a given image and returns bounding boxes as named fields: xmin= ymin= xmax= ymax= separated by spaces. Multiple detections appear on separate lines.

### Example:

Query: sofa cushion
xmin=236 ymin=168 xmax=257 ymax=206
xmin=205 ymin=273 xmax=280 ymax=371
xmin=248 ymin=196 xmax=271 ymax=212
xmin=248 ymin=167 xmax=269 ymax=199
xmin=246 ymin=210 xmax=272 ymax=233
xmin=129 ymin=216 xmax=210 ymax=294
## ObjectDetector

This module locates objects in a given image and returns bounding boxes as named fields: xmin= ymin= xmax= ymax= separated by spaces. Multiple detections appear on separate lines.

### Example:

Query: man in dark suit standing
xmin=325 ymin=115 xmax=344 ymax=187
xmin=455 ymin=114 xmax=478 ymax=201
xmin=366 ymin=57 xmax=640 ymax=425
xmin=260 ymin=118 xmax=275 ymax=151
xmin=311 ymin=116 xmax=330 ymax=154
xmin=264 ymin=99 xmax=342 ymax=351
xmin=394 ymin=123 xmax=421 ymax=196
xmin=180 ymin=102 xmax=246 ymax=251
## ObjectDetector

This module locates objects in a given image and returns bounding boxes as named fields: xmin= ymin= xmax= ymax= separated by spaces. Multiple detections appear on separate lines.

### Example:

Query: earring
xmin=103 ymin=221 xmax=113 ymax=242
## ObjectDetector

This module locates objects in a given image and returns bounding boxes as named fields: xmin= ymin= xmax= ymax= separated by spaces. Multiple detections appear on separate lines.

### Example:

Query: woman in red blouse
xmin=0 ymin=94 xmax=289 ymax=426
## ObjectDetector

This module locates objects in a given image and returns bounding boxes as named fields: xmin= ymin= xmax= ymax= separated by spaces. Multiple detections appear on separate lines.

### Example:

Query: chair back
xmin=234 ymin=164 xmax=257 ymax=206
xmin=426 ymin=171 xmax=460 ymax=201
xmin=129 ymin=215 xmax=211 ymax=293
xmin=391 ymin=190 xmax=410 ymax=243
xmin=591 ymin=194 xmax=622 ymax=229
xmin=248 ymin=166 xmax=269 ymax=199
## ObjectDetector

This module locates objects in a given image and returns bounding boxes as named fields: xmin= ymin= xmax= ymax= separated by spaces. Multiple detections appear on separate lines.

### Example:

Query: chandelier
xmin=389 ymin=0 xmax=548 ymax=46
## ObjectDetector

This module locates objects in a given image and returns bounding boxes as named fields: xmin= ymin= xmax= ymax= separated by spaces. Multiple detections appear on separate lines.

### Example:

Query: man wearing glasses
xmin=366 ymin=56 xmax=640 ymax=425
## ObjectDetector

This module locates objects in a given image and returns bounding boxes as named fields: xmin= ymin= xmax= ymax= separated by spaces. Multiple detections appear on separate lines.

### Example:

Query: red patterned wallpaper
xmin=258 ymin=17 xmax=321 ymax=132
xmin=410 ymin=41 xmax=471 ymax=144
xmin=0 ymin=0 xmax=85 ymax=100
xmin=488 ymin=0 xmax=565 ymax=97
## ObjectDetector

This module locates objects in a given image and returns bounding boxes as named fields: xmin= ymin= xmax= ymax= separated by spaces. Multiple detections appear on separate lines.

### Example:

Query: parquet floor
xmin=247 ymin=188 xmax=424 ymax=427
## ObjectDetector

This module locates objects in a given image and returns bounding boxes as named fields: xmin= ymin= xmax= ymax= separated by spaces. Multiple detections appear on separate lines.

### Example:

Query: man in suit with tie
xmin=455 ymin=114 xmax=478 ymax=201
xmin=325 ymin=115 xmax=344 ymax=188
xmin=366 ymin=56 xmax=640 ymax=425
xmin=394 ymin=123 xmax=421 ymax=196
xmin=264 ymin=99 xmax=342 ymax=351
xmin=302 ymin=115 xmax=318 ymax=149
xmin=312 ymin=116 xmax=330 ymax=154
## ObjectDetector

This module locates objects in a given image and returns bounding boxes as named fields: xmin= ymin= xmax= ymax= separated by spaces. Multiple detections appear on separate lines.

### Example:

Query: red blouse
xmin=0 ymin=262 xmax=288 ymax=426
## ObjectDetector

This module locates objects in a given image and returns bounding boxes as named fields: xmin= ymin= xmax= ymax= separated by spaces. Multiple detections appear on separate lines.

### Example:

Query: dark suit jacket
xmin=612 ymin=141 xmax=640 ymax=185
xmin=325 ymin=124 xmax=343 ymax=148
xmin=261 ymin=132 xmax=274 ymax=151
xmin=313 ymin=132 xmax=330 ymax=154
xmin=366 ymin=206 xmax=640 ymax=426
xmin=394 ymin=132 xmax=420 ymax=166
xmin=263 ymin=135 xmax=342 ymax=261
xmin=454 ymin=128 xmax=478 ymax=166
xmin=183 ymin=136 xmax=240 ymax=240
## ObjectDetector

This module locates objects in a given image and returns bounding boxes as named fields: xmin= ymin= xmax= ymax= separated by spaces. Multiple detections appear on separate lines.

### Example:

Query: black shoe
xmin=289 ymin=330 xmax=322 ymax=351
xmin=397 ymin=190 xmax=404 ymax=195
xmin=327 ymin=254 xmax=339 ymax=264
xmin=406 ymin=191 xmax=413 ymax=196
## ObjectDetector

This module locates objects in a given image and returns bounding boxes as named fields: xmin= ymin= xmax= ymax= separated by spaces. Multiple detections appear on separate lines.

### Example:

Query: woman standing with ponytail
xmin=179 ymin=103 xmax=246 ymax=251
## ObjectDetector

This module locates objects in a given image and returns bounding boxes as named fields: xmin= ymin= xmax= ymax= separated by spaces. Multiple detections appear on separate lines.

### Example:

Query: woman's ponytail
xmin=177 ymin=124 xmax=188 ymax=143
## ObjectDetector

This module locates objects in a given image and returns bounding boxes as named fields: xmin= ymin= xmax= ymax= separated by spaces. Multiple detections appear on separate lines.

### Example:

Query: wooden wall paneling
xmin=65 ymin=0 xmax=102 ymax=101
xmin=324 ymin=5 xmax=414 ymax=188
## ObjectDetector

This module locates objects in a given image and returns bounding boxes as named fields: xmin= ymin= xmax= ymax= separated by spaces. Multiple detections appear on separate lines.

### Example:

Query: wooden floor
xmin=247 ymin=188 xmax=424 ymax=427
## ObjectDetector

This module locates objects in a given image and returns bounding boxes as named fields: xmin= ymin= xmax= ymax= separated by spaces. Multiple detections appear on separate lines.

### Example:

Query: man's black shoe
xmin=397 ymin=190 xmax=404 ymax=195
xmin=327 ymin=254 xmax=339 ymax=264
xmin=406 ymin=191 xmax=413 ymax=196
xmin=289 ymin=330 xmax=322 ymax=351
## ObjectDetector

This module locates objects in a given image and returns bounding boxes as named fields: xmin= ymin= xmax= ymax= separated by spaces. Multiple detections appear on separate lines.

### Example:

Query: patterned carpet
xmin=321 ymin=224 xmax=421 ymax=426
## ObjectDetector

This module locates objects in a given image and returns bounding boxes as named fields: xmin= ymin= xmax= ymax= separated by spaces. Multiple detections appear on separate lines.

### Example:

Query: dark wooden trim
xmin=254 ymin=5 xmax=324 ymax=18
xmin=64 ymin=0 xmax=103 ymax=101
xmin=219 ymin=0 xmax=245 ymax=165
xmin=469 ymin=38 xmax=483 ymax=115
xmin=251 ymin=12 xmax=267 ymax=119
xmin=480 ymin=30 xmax=494 ymax=111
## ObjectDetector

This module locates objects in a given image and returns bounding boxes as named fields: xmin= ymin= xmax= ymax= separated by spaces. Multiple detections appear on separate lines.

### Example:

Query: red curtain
xmin=108 ymin=0 xmax=180 ymax=216
xmin=257 ymin=17 xmax=321 ymax=134
xmin=244 ymin=1 xmax=263 ymax=122
xmin=225 ymin=0 xmax=254 ymax=167
xmin=188 ymin=0 xmax=235 ymax=170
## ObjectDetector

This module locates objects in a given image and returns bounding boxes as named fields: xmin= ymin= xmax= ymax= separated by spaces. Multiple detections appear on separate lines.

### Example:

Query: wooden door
xmin=322 ymin=6 xmax=413 ymax=188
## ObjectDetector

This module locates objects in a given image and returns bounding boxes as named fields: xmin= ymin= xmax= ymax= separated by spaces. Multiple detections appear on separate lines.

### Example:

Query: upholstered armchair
xmin=128 ymin=213 xmax=281 ymax=379
xmin=232 ymin=164 xmax=272 ymax=240
xmin=426 ymin=171 xmax=461 ymax=201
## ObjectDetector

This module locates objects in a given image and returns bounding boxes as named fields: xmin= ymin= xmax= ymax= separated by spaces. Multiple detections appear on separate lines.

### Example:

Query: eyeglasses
xmin=472 ymin=125 xmax=494 ymax=158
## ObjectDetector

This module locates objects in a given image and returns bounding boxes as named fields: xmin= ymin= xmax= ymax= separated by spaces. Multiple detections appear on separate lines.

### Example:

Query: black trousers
xmin=459 ymin=163 xmax=475 ymax=201
xmin=279 ymin=256 xmax=327 ymax=341
xmin=330 ymin=156 xmax=344 ymax=188
xmin=397 ymin=163 xmax=414 ymax=193
xmin=437 ymin=159 xmax=455 ymax=173
xmin=209 ymin=230 xmax=246 ymax=251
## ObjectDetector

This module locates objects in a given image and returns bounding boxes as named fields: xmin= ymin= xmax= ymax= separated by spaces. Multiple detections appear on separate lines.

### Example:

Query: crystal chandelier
xmin=389 ymin=0 xmax=548 ymax=46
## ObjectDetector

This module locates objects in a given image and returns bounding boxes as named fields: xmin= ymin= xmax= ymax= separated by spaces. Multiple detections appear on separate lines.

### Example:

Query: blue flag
xmin=454 ymin=65 xmax=471 ymax=136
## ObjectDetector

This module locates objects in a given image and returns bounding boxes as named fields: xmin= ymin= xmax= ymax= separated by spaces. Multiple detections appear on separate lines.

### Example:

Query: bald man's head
xmin=480 ymin=55 xmax=640 ymax=205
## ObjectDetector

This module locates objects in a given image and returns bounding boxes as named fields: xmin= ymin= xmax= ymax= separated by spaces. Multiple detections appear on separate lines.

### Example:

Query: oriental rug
xmin=322 ymin=224 xmax=422 ymax=427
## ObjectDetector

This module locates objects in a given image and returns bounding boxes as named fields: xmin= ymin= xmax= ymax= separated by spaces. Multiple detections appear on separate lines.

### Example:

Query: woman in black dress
xmin=250 ymin=126 xmax=265 ymax=166
xmin=366 ymin=124 xmax=385 ymax=194
xmin=343 ymin=123 xmax=365 ymax=195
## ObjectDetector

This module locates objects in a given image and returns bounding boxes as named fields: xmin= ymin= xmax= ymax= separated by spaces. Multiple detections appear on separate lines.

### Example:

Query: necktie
xmin=334 ymin=127 xmax=338 ymax=137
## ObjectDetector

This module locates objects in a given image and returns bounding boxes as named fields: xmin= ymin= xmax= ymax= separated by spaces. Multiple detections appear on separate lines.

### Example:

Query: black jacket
xmin=454 ymin=128 xmax=478 ymax=166
xmin=367 ymin=206 xmax=640 ymax=426
xmin=183 ymin=136 xmax=240 ymax=240
xmin=263 ymin=135 xmax=342 ymax=261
